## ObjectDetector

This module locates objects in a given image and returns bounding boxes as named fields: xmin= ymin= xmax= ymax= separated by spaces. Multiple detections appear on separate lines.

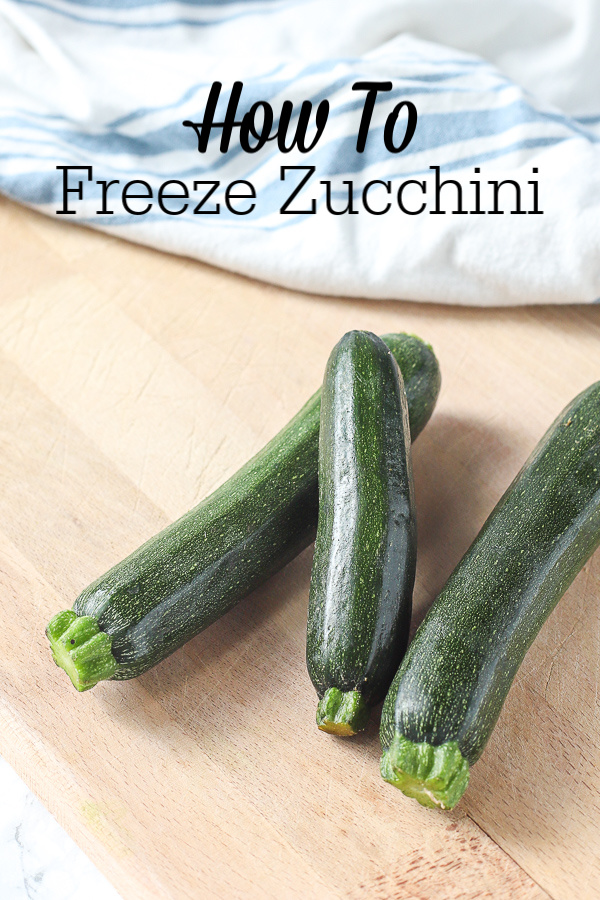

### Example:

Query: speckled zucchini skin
xmin=381 ymin=380 xmax=600 ymax=768
xmin=70 ymin=333 xmax=440 ymax=681
xmin=307 ymin=331 xmax=417 ymax=714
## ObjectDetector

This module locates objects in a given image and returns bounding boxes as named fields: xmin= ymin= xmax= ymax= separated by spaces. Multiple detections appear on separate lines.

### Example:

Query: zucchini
xmin=46 ymin=333 xmax=440 ymax=691
xmin=380 ymin=381 xmax=600 ymax=810
xmin=307 ymin=331 xmax=416 ymax=735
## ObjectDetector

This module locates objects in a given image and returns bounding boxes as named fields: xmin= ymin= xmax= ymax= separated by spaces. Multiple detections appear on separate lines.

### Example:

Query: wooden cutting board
xmin=1 ymin=194 xmax=599 ymax=900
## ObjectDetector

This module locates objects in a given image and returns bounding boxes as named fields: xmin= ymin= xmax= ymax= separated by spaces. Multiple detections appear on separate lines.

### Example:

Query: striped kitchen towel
xmin=1 ymin=0 xmax=600 ymax=305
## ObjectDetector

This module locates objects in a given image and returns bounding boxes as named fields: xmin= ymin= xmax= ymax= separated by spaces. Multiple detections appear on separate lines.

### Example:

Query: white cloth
xmin=1 ymin=0 xmax=599 ymax=305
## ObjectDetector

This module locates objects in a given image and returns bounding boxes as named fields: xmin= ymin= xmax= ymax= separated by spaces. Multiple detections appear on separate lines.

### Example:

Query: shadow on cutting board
xmin=411 ymin=411 xmax=525 ymax=632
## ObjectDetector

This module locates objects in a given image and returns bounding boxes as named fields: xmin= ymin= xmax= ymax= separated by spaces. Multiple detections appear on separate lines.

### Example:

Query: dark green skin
xmin=307 ymin=331 xmax=417 ymax=707
xmin=74 ymin=333 xmax=441 ymax=680
xmin=381 ymin=381 xmax=600 ymax=766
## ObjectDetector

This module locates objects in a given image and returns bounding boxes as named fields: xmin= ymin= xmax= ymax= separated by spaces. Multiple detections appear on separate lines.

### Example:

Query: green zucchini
xmin=46 ymin=333 xmax=440 ymax=691
xmin=307 ymin=331 xmax=416 ymax=735
xmin=380 ymin=381 xmax=600 ymax=810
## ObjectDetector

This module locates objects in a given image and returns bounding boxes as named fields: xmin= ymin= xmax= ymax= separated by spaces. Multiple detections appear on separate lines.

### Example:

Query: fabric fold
xmin=1 ymin=0 xmax=599 ymax=305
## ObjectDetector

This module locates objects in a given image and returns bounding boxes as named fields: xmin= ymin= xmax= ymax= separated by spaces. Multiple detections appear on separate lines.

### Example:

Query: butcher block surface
xmin=0 ymin=195 xmax=599 ymax=900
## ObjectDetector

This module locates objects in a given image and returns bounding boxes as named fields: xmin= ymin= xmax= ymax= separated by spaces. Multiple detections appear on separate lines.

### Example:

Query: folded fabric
xmin=1 ymin=0 xmax=599 ymax=305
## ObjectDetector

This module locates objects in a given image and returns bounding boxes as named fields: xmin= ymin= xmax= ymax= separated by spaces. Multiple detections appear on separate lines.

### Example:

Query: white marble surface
xmin=0 ymin=755 xmax=123 ymax=900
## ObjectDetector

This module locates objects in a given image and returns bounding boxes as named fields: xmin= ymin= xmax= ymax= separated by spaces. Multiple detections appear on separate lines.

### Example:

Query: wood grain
xmin=1 ymin=194 xmax=599 ymax=899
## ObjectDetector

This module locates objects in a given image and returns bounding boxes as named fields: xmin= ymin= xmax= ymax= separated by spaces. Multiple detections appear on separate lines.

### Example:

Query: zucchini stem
xmin=46 ymin=610 xmax=118 ymax=692
xmin=380 ymin=733 xmax=469 ymax=810
xmin=316 ymin=687 xmax=370 ymax=736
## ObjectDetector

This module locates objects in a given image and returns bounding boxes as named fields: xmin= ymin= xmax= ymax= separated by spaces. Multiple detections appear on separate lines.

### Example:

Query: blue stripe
xmin=14 ymin=0 xmax=301 ymax=27
xmin=0 ymin=53 xmax=497 ymax=130
xmin=14 ymin=0 xmax=287 ymax=7
xmin=1 ymin=67 xmax=560 ymax=176
xmin=0 ymin=61 xmax=493 ymax=130
xmin=0 ymin=93 xmax=583 ymax=197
